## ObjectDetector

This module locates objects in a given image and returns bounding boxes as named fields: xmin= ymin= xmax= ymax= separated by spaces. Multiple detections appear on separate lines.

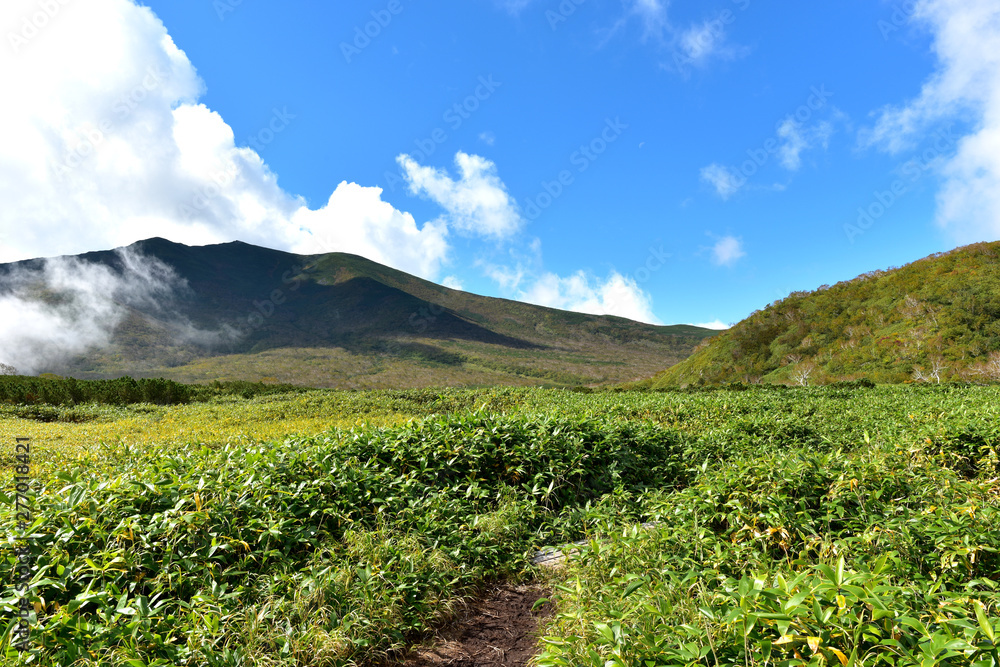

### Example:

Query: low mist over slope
xmin=640 ymin=241 xmax=1000 ymax=387
xmin=0 ymin=238 xmax=716 ymax=388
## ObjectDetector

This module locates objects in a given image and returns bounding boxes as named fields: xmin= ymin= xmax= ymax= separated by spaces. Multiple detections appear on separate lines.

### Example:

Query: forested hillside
xmin=641 ymin=241 xmax=1000 ymax=387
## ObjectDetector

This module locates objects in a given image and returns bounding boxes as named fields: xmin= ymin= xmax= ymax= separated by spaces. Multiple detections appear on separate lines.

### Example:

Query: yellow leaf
xmin=828 ymin=647 xmax=849 ymax=666
xmin=774 ymin=635 xmax=796 ymax=645
xmin=807 ymin=636 xmax=821 ymax=653
xmin=836 ymin=594 xmax=847 ymax=609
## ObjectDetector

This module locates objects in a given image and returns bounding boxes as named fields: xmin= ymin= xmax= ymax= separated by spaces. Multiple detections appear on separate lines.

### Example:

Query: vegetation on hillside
xmin=641 ymin=241 xmax=1000 ymax=387
xmin=2 ymin=385 xmax=1000 ymax=665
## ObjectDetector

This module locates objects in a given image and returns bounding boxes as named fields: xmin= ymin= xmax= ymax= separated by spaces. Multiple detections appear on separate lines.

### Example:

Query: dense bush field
xmin=2 ymin=384 xmax=1000 ymax=665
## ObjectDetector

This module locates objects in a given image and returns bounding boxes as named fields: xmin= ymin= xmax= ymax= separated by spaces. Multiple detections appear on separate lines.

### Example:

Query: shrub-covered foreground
xmin=1 ymin=384 xmax=1000 ymax=666
xmin=0 ymin=413 xmax=687 ymax=665
xmin=536 ymin=388 xmax=1000 ymax=667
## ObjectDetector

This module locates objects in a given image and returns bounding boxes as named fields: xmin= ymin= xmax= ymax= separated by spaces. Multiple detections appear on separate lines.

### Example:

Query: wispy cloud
xmin=482 ymin=263 xmax=526 ymax=291
xmin=861 ymin=0 xmax=1000 ymax=242
xmin=700 ymin=163 xmax=743 ymax=200
xmin=777 ymin=118 xmax=834 ymax=170
xmin=0 ymin=248 xmax=224 ymax=374
xmin=495 ymin=0 xmax=535 ymax=15
xmin=676 ymin=16 xmax=747 ymax=68
xmin=599 ymin=0 xmax=669 ymax=45
xmin=631 ymin=0 xmax=669 ymax=38
xmin=680 ymin=20 xmax=724 ymax=62
xmin=701 ymin=98 xmax=842 ymax=201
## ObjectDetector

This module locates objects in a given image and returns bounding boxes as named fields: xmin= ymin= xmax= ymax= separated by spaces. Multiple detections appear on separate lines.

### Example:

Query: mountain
xmin=0 ymin=238 xmax=717 ymax=388
xmin=638 ymin=241 xmax=1000 ymax=388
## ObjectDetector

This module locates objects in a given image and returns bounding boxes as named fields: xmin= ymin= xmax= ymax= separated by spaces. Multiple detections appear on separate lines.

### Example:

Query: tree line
xmin=0 ymin=375 xmax=308 ymax=406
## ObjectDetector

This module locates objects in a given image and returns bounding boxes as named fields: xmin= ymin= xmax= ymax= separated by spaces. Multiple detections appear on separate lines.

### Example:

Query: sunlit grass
xmin=0 ymin=392 xmax=418 ymax=485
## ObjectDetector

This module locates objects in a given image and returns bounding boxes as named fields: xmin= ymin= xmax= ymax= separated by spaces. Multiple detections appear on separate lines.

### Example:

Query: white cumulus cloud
xmin=710 ymin=235 xmax=746 ymax=266
xmin=0 ymin=0 xmax=675 ymax=331
xmin=694 ymin=319 xmax=730 ymax=330
xmin=397 ymin=152 xmax=524 ymax=241
xmin=291 ymin=182 xmax=449 ymax=279
xmin=519 ymin=270 xmax=660 ymax=324
xmin=0 ymin=0 xmax=457 ymax=280
xmin=441 ymin=275 xmax=464 ymax=290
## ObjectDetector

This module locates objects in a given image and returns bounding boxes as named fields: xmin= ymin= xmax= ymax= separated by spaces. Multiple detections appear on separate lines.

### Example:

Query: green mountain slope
xmin=639 ymin=241 xmax=1000 ymax=387
xmin=0 ymin=238 xmax=717 ymax=388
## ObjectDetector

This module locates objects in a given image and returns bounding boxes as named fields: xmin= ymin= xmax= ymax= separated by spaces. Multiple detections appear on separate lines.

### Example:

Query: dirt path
xmin=400 ymin=584 xmax=552 ymax=666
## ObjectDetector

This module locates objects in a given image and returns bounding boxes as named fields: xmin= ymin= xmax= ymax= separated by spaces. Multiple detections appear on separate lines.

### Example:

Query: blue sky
xmin=2 ymin=0 xmax=998 ymax=328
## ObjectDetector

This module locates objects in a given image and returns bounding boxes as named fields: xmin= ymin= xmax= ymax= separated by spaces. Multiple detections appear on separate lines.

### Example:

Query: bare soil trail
xmin=399 ymin=583 xmax=552 ymax=666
